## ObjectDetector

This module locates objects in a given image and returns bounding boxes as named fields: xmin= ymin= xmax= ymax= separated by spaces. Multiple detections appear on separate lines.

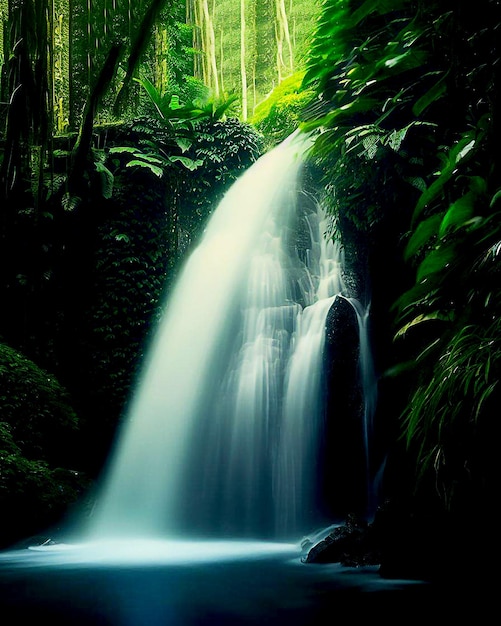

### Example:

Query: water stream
xmin=85 ymin=130 xmax=361 ymax=542
xmin=0 ymin=131 xmax=430 ymax=626
xmin=3 ymin=130 xmax=377 ymax=560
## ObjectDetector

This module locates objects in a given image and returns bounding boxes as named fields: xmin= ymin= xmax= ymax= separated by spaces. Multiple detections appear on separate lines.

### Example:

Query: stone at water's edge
xmin=302 ymin=513 xmax=381 ymax=566
xmin=302 ymin=500 xmax=492 ymax=586
xmin=320 ymin=296 xmax=368 ymax=519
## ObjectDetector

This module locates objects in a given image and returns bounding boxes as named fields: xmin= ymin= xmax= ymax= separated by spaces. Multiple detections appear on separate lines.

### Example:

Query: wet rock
xmin=302 ymin=513 xmax=380 ymax=566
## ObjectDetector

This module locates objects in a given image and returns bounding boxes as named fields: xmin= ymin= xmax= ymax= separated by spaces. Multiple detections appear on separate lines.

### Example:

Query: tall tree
xmin=274 ymin=0 xmax=292 ymax=82
xmin=189 ymin=0 xmax=318 ymax=118
xmin=52 ymin=0 xmax=70 ymax=133
xmin=189 ymin=0 xmax=219 ymax=96
xmin=240 ymin=0 xmax=248 ymax=119
xmin=0 ymin=0 xmax=51 ymax=208
xmin=0 ymin=0 xmax=53 ymax=354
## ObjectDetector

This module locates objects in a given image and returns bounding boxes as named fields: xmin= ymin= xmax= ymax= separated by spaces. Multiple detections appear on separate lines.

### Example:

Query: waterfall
xmin=343 ymin=296 xmax=378 ymax=517
xmin=84 ymin=131 xmax=374 ymax=542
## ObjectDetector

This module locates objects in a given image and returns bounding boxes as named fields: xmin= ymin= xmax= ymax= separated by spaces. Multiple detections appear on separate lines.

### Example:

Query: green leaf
xmin=169 ymin=94 xmax=181 ymax=110
xmin=391 ymin=280 xmax=439 ymax=317
xmin=438 ymin=192 xmax=475 ymax=236
xmin=474 ymin=382 xmax=498 ymax=420
xmin=174 ymin=137 xmax=192 ymax=153
xmin=395 ymin=311 xmax=453 ymax=338
xmin=309 ymin=97 xmax=380 ymax=129
xmin=137 ymin=153 xmax=164 ymax=165
xmin=490 ymin=188 xmax=501 ymax=208
xmin=95 ymin=162 xmax=114 ymax=199
xmin=125 ymin=160 xmax=163 ymax=177
xmin=404 ymin=213 xmax=442 ymax=260
xmin=381 ymin=49 xmax=427 ymax=74
xmin=168 ymin=155 xmax=203 ymax=171
xmin=109 ymin=146 xmax=139 ymax=155
xmin=213 ymin=94 xmax=239 ymax=120
xmin=114 ymin=233 xmax=130 ymax=243
xmin=134 ymin=76 xmax=164 ymax=118
xmin=350 ymin=0 xmax=409 ymax=27
xmin=412 ymin=131 xmax=477 ymax=225
xmin=416 ymin=244 xmax=456 ymax=282
xmin=412 ymin=72 xmax=448 ymax=116
xmin=468 ymin=175 xmax=488 ymax=195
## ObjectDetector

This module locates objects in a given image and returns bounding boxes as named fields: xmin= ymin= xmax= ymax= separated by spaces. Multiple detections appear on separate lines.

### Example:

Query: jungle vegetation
xmin=0 ymin=0 xmax=499 ymax=576
xmin=0 ymin=0 xmax=318 ymax=548
xmin=302 ymin=0 xmax=500 ymax=573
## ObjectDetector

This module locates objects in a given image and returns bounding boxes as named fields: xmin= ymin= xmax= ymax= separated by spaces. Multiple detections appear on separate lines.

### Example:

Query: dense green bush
xmin=0 ymin=343 xmax=79 ymax=463
xmin=0 ymin=344 xmax=89 ymax=548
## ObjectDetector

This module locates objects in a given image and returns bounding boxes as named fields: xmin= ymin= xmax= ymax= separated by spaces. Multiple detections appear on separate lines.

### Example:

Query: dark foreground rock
xmin=302 ymin=498 xmax=494 ymax=587
xmin=301 ymin=513 xmax=380 ymax=566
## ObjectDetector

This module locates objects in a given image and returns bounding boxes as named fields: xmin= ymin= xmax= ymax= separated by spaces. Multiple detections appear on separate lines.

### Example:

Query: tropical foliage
xmin=302 ymin=0 xmax=500 ymax=515
xmin=0 ymin=343 xmax=89 ymax=547
xmin=0 ymin=0 xmax=265 ymax=546
xmin=250 ymin=71 xmax=316 ymax=148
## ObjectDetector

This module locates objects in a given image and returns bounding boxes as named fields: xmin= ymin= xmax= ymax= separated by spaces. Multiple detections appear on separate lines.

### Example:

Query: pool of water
xmin=0 ymin=539 xmax=455 ymax=625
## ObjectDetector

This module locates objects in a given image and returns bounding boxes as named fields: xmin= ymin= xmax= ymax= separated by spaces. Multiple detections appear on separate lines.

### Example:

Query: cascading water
xmin=342 ymin=296 xmax=378 ymax=516
xmin=83 ymin=131 xmax=374 ymax=543
xmin=0 ymin=132 xmax=434 ymax=626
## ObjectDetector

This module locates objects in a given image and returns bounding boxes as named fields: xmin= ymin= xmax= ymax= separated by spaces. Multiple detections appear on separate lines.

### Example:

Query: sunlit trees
xmin=188 ymin=0 xmax=318 ymax=119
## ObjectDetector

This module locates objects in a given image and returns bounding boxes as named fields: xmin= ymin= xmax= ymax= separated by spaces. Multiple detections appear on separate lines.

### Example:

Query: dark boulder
xmin=302 ymin=513 xmax=380 ymax=566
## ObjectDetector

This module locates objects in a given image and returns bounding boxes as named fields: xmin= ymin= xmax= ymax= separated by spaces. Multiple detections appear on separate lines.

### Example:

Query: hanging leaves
xmin=404 ymin=213 xmax=443 ymax=260
xmin=412 ymin=71 xmax=448 ymax=117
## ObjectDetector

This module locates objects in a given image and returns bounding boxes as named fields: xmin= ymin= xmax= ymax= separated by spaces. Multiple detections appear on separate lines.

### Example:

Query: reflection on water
xmin=0 ymin=539 xmax=437 ymax=626
xmin=0 ymin=539 xmax=299 ymax=568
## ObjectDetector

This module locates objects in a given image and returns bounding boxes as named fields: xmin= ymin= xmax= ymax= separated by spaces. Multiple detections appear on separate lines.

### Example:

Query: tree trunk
xmin=200 ymin=0 xmax=219 ymax=96
xmin=53 ymin=0 xmax=70 ymax=134
xmin=240 ymin=0 xmax=247 ymax=119
xmin=275 ymin=0 xmax=293 ymax=81
xmin=219 ymin=24 xmax=224 ymax=94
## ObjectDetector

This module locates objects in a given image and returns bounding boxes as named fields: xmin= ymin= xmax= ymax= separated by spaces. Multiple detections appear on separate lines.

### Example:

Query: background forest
xmin=0 ymin=0 xmax=499 ymax=580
